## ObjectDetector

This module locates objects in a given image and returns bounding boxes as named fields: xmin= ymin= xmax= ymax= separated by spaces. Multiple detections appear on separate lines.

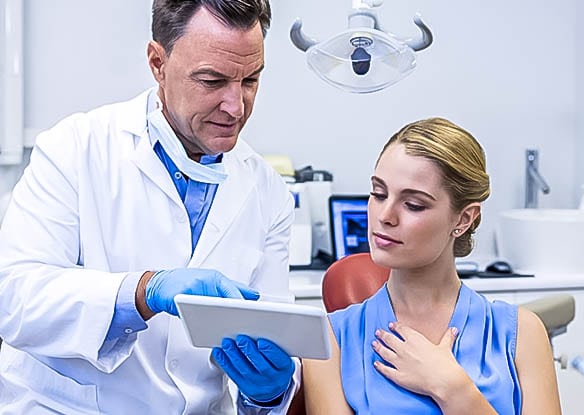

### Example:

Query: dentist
xmin=0 ymin=1 xmax=298 ymax=413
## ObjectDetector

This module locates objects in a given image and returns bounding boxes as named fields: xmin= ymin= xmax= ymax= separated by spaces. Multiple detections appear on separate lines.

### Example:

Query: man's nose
xmin=220 ymin=83 xmax=244 ymax=119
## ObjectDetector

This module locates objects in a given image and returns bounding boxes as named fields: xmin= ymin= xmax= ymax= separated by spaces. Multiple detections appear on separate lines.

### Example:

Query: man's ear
xmin=455 ymin=203 xmax=481 ymax=233
xmin=147 ymin=40 xmax=166 ymax=84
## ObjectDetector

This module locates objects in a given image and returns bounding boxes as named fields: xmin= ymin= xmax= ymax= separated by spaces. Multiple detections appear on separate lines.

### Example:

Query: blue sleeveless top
xmin=329 ymin=284 xmax=521 ymax=414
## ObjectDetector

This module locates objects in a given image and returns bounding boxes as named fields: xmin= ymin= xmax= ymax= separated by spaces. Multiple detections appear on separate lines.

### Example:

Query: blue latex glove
xmin=145 ymin=268 xmax=259 ymax=315
xmin=211 ymin=335 xmax=294 ymax=404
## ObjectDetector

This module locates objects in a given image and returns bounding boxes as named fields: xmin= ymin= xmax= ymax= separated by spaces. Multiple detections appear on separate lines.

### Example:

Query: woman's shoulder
xmin=328 ymin=300 xmax=366 ymax=327
xmin=466 ymin=285 xmax=518 ymax=316
xmin=328 ymin=286 xmax=387 ymax=336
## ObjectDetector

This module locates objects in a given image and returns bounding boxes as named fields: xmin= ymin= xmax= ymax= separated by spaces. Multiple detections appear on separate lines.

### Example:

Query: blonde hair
xmin=377 ymin=117 xmax=491 ymax=257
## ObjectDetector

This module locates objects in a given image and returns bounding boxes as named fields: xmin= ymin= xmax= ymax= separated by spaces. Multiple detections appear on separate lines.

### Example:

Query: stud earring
xmin=453 ymin=229 xmax=462 ymax=236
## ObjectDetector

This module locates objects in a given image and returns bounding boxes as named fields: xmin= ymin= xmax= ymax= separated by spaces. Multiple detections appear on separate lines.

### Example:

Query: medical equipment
xmin=262 ymin=155 xmax=314 ymax=267
xmin=328 ymin=194 xmax=370 ymax=261
xmin=290 ymin=0 xmax=433 ymax=93
xmin=295 ymin=166 xmax=334 ymax=259
xmin=288 ymin=182 xmax=313 ymax=266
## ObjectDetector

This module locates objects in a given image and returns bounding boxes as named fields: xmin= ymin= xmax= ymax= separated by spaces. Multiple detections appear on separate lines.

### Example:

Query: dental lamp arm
xmin=290 ymin=18 xmax=318 ymax=52
xmin=404 ymin=15 xmax=433 ymax=51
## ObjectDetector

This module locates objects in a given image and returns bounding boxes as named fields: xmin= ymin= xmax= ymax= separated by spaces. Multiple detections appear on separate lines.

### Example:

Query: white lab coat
xmin=0 ymin=90 xmax=298 ymax=414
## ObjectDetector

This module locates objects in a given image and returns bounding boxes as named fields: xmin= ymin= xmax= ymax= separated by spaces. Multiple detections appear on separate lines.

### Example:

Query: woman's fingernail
xmin=451 ymin=327 xmax=459 ymax=336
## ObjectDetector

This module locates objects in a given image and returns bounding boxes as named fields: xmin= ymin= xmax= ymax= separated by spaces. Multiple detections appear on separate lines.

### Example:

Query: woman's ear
xmin=147 ymin=40 xmax=166 ymax=84
xmin=454 ymin=203 xmax=481 ymax=234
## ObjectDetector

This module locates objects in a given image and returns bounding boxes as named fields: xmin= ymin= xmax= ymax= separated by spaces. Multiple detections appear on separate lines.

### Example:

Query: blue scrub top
xmin=329 ymin=283 xmax=522 ymax=414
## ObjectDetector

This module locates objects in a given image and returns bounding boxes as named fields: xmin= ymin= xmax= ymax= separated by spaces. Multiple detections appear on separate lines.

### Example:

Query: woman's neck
xmin=386 ymin=262 xmax=462 ymax=342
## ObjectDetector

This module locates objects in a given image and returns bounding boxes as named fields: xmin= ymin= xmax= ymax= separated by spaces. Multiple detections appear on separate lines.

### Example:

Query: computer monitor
xmin=328 ymin=195 xmax=370 ymax=261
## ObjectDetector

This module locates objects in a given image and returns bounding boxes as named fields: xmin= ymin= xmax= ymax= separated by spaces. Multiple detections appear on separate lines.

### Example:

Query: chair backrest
xmin=322 ymin=253 xmax=390 ymax=312
xmin=286 ymin=253 xmax=389 ymax=415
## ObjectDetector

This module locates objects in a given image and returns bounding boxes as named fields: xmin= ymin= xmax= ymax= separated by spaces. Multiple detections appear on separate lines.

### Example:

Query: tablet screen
xmin=174 ymin=294 xmax=331 ymax=360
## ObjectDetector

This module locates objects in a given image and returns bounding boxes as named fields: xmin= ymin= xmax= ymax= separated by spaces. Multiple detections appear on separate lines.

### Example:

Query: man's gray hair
xmin=152 ymin=0 xmax=271 ymax=54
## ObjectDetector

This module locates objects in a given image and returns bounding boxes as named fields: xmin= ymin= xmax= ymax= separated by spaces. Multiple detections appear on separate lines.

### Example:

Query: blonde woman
xmin=303 ymin=118 xmax=561 ymax=414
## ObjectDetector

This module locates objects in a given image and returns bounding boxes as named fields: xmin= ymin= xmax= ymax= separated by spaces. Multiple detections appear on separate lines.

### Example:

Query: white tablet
xmin=174 ymin=294 xmax=331 ymax=360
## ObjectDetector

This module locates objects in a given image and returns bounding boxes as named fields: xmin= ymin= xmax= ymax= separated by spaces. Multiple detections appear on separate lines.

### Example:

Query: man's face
xmin=148 ymin=7 xmax=265 ymax=161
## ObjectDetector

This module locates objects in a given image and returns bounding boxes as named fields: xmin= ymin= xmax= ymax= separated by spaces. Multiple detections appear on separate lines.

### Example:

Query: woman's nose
xmin=378 ymin=201 xmax=398 ymax=226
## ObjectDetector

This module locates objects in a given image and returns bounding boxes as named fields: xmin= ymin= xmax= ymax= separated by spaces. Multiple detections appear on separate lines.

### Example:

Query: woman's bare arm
xmin=515 ymin=307 xmax=562 ymax=415
xmin=302 ymin=321 xmax=353 ymax=415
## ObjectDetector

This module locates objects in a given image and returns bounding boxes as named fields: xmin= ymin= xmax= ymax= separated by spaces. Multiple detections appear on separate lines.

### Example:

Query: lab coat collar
xmin=124 ymin=88 xmax=258 ymax=264
xmin=119 ymin=87 xmax=153 ymax=139
xmin=124 ymin=88 xmax=184 ymax=207
xmin=188 ymin=141 xmax=255 ymax=266
xmin=132 ymin=140 xmax=257 ymax=266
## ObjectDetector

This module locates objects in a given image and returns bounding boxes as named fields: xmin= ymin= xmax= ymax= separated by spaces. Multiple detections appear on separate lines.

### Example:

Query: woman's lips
xmin=373 ymin=232 xmax=403 ymax=248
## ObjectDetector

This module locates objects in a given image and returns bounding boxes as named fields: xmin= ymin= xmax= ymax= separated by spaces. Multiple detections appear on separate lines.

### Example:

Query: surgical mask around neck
xmin=147 ymin=100 xmax=227 ymax=184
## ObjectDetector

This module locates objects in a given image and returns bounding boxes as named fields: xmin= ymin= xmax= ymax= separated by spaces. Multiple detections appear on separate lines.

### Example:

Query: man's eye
xmin=199 ymin=79 xmax=223 ymax=87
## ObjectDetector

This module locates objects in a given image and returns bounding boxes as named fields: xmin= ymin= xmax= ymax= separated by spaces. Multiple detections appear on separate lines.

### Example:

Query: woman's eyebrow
xmin=371 ymin=176 xmax=436 ymax=200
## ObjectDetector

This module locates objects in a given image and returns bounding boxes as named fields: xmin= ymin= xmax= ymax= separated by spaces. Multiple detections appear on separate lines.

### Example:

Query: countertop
xmin=290 ymin=269 xmax=584 ymax=299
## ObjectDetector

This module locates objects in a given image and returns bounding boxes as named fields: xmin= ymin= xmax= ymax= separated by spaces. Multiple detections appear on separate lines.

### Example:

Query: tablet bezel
xmin=174 ymin=294 xmax=331 ymax=360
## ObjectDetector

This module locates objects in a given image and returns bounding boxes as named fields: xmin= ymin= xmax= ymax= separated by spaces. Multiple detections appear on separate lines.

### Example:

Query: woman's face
xmin=368 ymin=144 xmax=460 ymax=271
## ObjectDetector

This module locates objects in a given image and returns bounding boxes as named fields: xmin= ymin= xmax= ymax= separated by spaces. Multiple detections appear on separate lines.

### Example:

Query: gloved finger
xmin=235 ymin=335 xmax=274 ymax=373
xmin=219 ymin=337 xmax=256 ymax=377
xmin=215 ymin=277 xmax=245 ymax=299
xmin=257 ymin=338 xmax=293 ymax=370
xmin=211 ymin=347 xmax=245 ymax=384
xmin=232 ymin=281 xmax=260 ymax=301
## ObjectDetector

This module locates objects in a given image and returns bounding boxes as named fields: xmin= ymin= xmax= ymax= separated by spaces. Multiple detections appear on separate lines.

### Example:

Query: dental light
xmin=290 ymin=0 xmax=433 ymax=94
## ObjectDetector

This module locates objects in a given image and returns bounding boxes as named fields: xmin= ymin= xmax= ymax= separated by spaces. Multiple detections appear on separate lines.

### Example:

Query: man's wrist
xmin=241 ymin=390 xmax=285 ymax=408
xmin=136 ymin=271 xmax=156 ymax=320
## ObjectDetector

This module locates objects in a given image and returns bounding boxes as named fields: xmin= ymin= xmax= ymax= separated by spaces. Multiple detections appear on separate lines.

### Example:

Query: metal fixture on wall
xmin=525 ymin=149 xmax=550 ymax=208
xmin=0 ymin=0 xmax=24 ymax=165
xmin=290 ymin=0 xmax=433 ymax=94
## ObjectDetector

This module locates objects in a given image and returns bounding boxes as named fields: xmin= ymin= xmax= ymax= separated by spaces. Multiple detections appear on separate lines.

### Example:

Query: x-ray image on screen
xmin=329 ymin=195 xmax=369 ymax=260
xmin=341 ymin=211 xmax=369 ymax=256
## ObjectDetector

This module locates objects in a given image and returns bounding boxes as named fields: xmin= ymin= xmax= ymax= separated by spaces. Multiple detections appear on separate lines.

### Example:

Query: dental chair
xmin=287 ymin=253 xmax=393 ymax=415
xmin=286 ymin=253 xmax=576 ymax=415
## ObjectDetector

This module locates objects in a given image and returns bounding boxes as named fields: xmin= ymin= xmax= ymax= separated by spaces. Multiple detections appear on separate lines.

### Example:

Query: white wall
xmin=576 ymin=0 xmax=584 ymax=195
xmin=0 ymin=0 xmax=581 ymax=260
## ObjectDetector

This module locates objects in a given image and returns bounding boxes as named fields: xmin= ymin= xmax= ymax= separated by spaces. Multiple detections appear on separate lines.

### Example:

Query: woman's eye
xmin=405 ymin=202 xmax=426 ymax=212
xmin=369 ymin=192 xmax=386 ymax=200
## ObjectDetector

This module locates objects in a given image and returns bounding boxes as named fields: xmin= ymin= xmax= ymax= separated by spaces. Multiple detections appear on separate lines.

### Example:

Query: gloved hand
xmin=145 ymin=268 xmax=259 ymax=315
xmin=212 ymin=335 xmax=294 ymax=404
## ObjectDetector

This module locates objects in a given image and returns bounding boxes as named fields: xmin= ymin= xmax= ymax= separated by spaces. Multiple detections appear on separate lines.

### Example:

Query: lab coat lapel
xmin=189 ymin=153 xmax=254 ymax=266
xmin=121 ymin=88 xmax=183 ymax=208
xmin=131 ymin=135 xmax=183 ymax=208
